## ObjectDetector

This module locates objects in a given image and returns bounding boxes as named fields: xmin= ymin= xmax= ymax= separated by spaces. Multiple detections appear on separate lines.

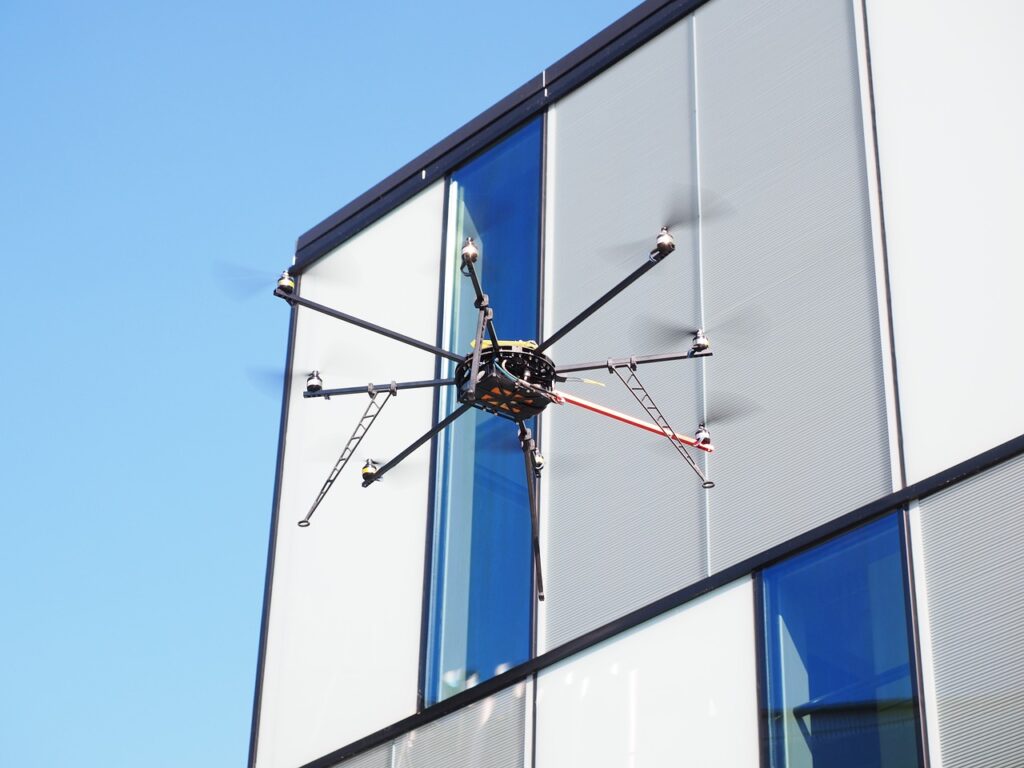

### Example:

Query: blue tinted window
xmin=762 ymin=514 xmax=922 ymax=767
xmin=427 ymin=118 xmax=542 ymax=704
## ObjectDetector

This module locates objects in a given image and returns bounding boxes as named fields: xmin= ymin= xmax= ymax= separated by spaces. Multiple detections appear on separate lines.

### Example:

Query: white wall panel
xmin=255 ymin=184 xmax=445 ymax=768
xmin=542 ymin=18 xmax=707 ymax=652
xmin=866 ymin=0 xmax=1024 ymax=481
xmin=535 ymin=579 xmax=758 ymax=768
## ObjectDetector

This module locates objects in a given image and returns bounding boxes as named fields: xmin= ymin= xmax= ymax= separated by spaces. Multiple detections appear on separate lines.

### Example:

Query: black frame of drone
xmin=274 ymin=226 xmax=715 ymax=600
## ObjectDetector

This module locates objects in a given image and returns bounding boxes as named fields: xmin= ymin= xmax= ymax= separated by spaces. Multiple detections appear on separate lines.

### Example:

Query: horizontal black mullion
xmin=543 ymin=0 xmax=709 ymax=101
xmin=299 ymin=431 xmax=1024 ymax=768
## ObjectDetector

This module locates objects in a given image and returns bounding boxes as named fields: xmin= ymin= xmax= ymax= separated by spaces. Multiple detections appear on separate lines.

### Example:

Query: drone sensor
xmin=651 ymin=227 xmax=676 ymax=258
xmin=277 ymin=270 xmax=295 ymax=294
xmin=691 ymin=329 xmax=710 ymax=354
xmin=461 ymin=237 xmax=480 ymax=264
xmin=694 ymin=423 xmax=711 ymax=447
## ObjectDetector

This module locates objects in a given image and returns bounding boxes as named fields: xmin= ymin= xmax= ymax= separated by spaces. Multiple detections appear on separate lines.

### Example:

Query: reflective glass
xmin=427 ymin=118 xmax=542 ymax=704
xmin=762 ymin=514 xmax=922 ymax=768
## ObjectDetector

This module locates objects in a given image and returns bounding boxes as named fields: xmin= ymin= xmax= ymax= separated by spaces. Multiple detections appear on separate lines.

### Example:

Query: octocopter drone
xmin=274 ymin=226 xmax=716 ymax=599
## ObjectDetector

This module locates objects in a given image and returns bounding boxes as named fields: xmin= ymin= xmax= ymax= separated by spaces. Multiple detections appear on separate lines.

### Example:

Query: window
xmin=761 ymin=514 xmax=922 ymax=767
xmin=426 ymin=118 xmax=543 ymax=704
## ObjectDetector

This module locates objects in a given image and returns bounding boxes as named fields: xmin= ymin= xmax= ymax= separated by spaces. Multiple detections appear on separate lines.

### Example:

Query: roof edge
xmin=292 ymin=0 xmax=700 ymax=272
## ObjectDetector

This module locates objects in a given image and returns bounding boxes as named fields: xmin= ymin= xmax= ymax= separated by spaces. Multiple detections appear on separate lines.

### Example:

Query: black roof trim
xmin=292 ymin=0 xmax=707 ymax=272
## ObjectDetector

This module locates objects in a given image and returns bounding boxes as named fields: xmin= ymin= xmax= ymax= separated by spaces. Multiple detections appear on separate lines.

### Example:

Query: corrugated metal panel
xmin=330 ymin=744 xmax=391 ymax=768
xmin=916 ymin=454 xmax=1024 ymax=768
xmin=391 ymin=686 xmax=527 ymax=768
xmin=694 ymin=0 xmax=891 ymax=571
xmin=542 ymin=18 xmax=707 ymax=651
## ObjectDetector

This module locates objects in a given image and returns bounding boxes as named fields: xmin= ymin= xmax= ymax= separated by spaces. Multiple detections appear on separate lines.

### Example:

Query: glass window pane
xmin=427 ymin=118 xmax=543 ymax=704
xmin=762 ymin=514 xmax=922 ymax=768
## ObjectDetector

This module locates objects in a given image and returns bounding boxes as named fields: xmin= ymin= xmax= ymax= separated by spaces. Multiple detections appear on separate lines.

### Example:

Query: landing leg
xmin=517 ymin=422 xmax=546 ymax=602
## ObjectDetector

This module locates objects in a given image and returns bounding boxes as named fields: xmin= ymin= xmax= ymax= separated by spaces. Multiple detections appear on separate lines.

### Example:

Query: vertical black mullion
xmin=531 ymin=108 xmax=549 ymax=662
xmin=530 ymin=672 xmax=539 ymax=768
xmin=752 ymin=570 xmax=771 ymax=768
xmin=898 ymin=506 xmax=931 ymax=767
xmin=247 ymin=295 xmax=299 ymax=768
xmin=859 ymin=0 xmax=907 ymax=490
xmin=416 ymin=180 xmax=453 ymax=712
xmin=526 ymin=108 xmax=549 ymax=768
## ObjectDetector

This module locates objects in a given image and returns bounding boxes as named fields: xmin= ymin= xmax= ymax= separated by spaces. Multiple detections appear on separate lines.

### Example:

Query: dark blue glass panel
xmin=427 ymin=118 xmax=542 ymax=704
xmin=762 ymin=514 xmax=922 ymax=768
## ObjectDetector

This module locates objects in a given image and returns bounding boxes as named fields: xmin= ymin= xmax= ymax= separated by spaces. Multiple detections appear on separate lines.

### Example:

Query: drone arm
xmin=555 ymin=350 xmax=711 ymax=375
xmin=275 ymin=288 xmax=462 ymax=363
xmin=551 ymin=389 xmax=713 ymax=453
xmin=517 ymin=423 xmax=545 ymax=602
xmin=362 ymin=402 xmax=474 ymax=487
xmin=305 ymin=378 xmax=456 ymax=399
xmin=536 ymin=255 xmax=668 ymax=355
xmin=464 ymin=303 xmax=492 ymax=402
xmin=461 ymin=259 xmax=501 ymax=350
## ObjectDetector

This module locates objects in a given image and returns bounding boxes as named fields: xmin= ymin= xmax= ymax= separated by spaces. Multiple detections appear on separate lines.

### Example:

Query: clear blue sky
xmin=0 ymin=2 xmax=638 ymax=766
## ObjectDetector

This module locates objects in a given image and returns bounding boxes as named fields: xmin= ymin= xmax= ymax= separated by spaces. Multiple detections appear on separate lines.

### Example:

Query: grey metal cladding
xmin=391 ymin=687 xmax=526 ymax=768
xmin=331 ymin=744 xmax=390 ymax=768
xmin=543 ymin=18 xmax=707 ymax=651
xmin=695 ymin=0 xmax=890 ymax=571
xmin=916 ymin=454 xmax=1024 ymax=768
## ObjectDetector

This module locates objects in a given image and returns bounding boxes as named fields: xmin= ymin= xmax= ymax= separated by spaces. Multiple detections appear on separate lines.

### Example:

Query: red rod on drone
xmin=551 ymin=390 xmax=715 ymax=453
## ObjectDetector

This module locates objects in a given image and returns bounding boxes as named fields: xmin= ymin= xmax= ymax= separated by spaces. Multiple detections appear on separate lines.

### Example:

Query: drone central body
xmin=454 ymin=340 xmax=556 ymax=419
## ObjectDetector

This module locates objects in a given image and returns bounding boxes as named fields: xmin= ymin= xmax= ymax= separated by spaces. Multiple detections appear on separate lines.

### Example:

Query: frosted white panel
xmin=535 ymin=579 xmax=758 ymax=768
xmin=542 ymin=18 xmax=706 ymax=652
xmin=865 ymin=0 xmax=1024 ymax=482
xmin=695 ymin=0 xmax=891 ymax=571
xmin=911 ymin=454 xmax=1024 ymax=767
xmin=392 ymin=686 xmax=526 ymax=768
xmin=255 ymin=184 xmax=445 ymax=768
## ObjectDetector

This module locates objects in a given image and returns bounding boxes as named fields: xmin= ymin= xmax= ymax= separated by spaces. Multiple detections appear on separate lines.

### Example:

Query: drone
xmin=274 ymin=226 xmax=716 ymax=600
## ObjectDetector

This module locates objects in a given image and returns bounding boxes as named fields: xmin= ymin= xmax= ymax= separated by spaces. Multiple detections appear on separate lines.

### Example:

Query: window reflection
xmin=762 ymin=514 xmax=922 ymax=767
xmin=427 ymin=118 xmax=543 ymax=704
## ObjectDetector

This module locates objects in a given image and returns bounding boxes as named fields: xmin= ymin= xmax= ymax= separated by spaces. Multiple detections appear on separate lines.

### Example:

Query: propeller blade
xmin=536 ymin=451 xmax=600 ymax=476
xmin=245 ymin=364 xmax=287 ymax=398
xmin=704 ymin=391 xmax=761 ymax=426
xmin=597 ymin=186 xmax=733 ymax=264
xmin=702 ymin=302 xmax=770 ymax=350
xmin=635 ymin=301 xmax=769 ymax=351
xmin=211 ymin=260 xmax=274 ymax=301
xmin=660 ymin=184 xmax=700 ymax=231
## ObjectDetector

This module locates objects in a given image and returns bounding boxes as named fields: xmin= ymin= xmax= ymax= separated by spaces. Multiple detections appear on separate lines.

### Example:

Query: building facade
xmin=250 ymin=0 xmax=1024 ymax=766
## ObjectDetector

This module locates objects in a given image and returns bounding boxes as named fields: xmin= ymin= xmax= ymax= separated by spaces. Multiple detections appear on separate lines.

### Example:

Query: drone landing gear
xmin=607 ymin=361 xmax=714 ymax=488
xmin=517 ymin=422 xmax=546 ymax=602
xmin=296 ymin=376 xmax=468 ymax=526
xmin=299 ymin=386 xmax=396 ymax=527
